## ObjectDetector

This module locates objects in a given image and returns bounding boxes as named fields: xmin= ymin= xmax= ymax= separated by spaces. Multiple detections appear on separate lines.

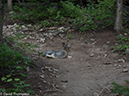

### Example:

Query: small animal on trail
xmin=45 ymin=42 xmax=72 ymax=59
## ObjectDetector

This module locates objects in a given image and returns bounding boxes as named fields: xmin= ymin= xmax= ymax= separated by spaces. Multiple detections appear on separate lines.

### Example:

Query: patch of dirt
xmin=3 ymin=15 xmax=129 ymax=95
xmin=23 ymin=29 xmax=129 ymax=96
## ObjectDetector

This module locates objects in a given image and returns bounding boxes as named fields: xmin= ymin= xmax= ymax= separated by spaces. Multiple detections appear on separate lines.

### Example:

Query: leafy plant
xmin=9 ymin=11 xmax=15 ymax=15
xmin=0 ymin=43 xmax=34 ymax=94
xmin=61 ymin=1 xmax=83 ymax=19
xmin=111 ymin=81 xmax=129 ymax=96
xmin=83 ymin=0 xmax=116 ymax=29
xmin=41 ymin=20 xmax=52 ymax=27
xmin=112 ymin=35 xmax=129 ymax=53
xmin=116 ymin=35 xmax=128 ymax=43
xmin=67 ymin=33 xmax=73 ymax=39
xmin=8 ymin=33 xmax=41 ymax=54
xmin=12 ymin=0 xmax=116 ymax=32
xmin=55 ymin=21 xmax=59 ymax=26
xmin=17 ymin=42 xmax=40 ymax=53
xmin=0 ymin=81 xmax=34 ymax=95
xmin=0 ymin=43 xmax=33 ymax=67
xmin=84 ymin=40 xmax=88 ymax=44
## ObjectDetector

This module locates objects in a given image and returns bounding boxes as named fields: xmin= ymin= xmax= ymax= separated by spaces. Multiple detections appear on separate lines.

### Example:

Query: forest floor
xmin=3 ymin=19 xmax=129 ymax=96
xmin=32 ymin=29 xmax=129 ymax=96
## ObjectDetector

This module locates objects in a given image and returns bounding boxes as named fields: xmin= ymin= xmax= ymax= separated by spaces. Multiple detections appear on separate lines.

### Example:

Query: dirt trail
xmin=13 ymin=28 xmax=129 ymax=96
xmin=3 ymin=14 xmax=129 ymax=96
xmin=38 ymin=33 xmax=129 ymax=96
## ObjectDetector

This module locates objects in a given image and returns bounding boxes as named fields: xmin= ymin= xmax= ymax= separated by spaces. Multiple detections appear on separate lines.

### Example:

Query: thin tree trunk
xmin=80 ymin=0 xmax=83 ymax=6
xmin=0 ymin=0 xmax=5 ymax=43
xmin=114 ymin=0 xmax=123 ymax=32
xmin=7 ymin=0 xmax=13 ymax=11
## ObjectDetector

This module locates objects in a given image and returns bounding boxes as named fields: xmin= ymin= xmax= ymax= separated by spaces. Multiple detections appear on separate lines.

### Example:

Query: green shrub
xmin=11 ymin=0 xmax=116 ymax=32
xmin=0 ymin=43 xmax=34 ymax=94
xmin=112 ymin=35 xmax=129 ymax=54
xmin=0 ymin=43 xmax=33 ymax=67
xmin=111 ymin=81 xmax=129 ymax=96
xmin=83 ymin=0 xmax=116 ymax=28
xmin=61 ymin=1 xmax=83 ymax=19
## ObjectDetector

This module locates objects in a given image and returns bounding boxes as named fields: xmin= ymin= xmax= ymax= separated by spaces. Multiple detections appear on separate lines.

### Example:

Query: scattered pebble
xmin=116 ymin=66 xmax=120 ymax=69
xmin=27 ymin=24 xmax=32 ymax=27
xmin=26 ymin=66 xmax=30 ymax=72
xmin=40 ymin=38 xmax=46 ymax=43
xmin=114 ymin=64 xmax=118 ymax=67
xmin=102 ymin=44 xmax=108 ymax=49
xmin=90 ymin=38 xmax=95 ymax=41
xmin=90 ymin=54 xmax=94 ymax=57
xmin=49 ymin=36 xmax=54 ymax=40
xmin=118 ymin=58 xmax=125 ymax=63
xmin=24 ymin=37 xmax=27 ymax=40
xmin=127 ymin=64 xmax=129 ymax=67
xmin=49 ymin=27 xmax=57 ymax=30
xmin=125 ymin=48 xmax=129 ymax=54
xmin=59 ymin=34 xmax=64 ymax=38
xmin=61 ymin=79 xmax=68 ymax=83
xmin=107 ymin=41 xmax=110 ymax=44
xmin=53 ymin=68 xmax=59 ymax=72
xmin=124 ymin=33 xmax=127 ymax=35
xmin=93 ymin=92 xmax=99 ymax=96
xmin=123 ymin=65 xmax=127 ymax=68
xmin=104 ymin=54 xmax=108 ymax=58
xmin=40 ymin=75 xmax=45 ymax=78
xmin=61 ymin=84 xmax=67 ymax=88
xmin=7 ymin=25 xmax=13 ymax=29
xmin=123 ymin=69 xmax=128 ymax=72
xmin=64 ymin=27 xmax=70 ymax=30
xmin=43 ymin=80 xmax=47 ymax=83
xmin=119 ymin=34 xmax=123 ymax=37
xmin=58 ymin=27 xmax=64 ymax=30
xmin=68 ymin=55 xmax=72 ymax=58
xmin=4 ymin=24 xmax=74 ymax=43
xmin=118 ymin=65 xmax=122 ymax=67
xmin=21 ymin=25 xmax=26 ymax=29
xmin=58 ymin=30 xmax=65 ymax=33
xmin=39 ymin=28 xmax=44 ymax=32
xmin=92 ymin=41 xmax=97 ymax=45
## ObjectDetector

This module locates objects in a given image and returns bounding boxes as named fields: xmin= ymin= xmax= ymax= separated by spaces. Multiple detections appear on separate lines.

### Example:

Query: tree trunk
xmin=114 ymin=0 xmax=123 ymax=32
xmin=7 ymin=0 xmax=13 ymax=11
xmin=80 ymin=0 xmax=83 ymax=6
xmin=0 ymin=0 xmax=5 ymax=43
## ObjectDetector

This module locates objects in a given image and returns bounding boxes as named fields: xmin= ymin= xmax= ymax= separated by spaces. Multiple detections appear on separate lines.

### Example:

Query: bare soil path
xmin=4 ymin=23 xmax=129 ymax=96
xmin=27 ymin=29 xmax=129 ymax=96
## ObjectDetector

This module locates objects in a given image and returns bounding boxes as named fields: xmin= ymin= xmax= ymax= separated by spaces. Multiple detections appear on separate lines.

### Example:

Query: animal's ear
xmin=65 ymin=43 xmax=68 ymax=47
xmin=62 ymin=42 xmax=65 ymax=47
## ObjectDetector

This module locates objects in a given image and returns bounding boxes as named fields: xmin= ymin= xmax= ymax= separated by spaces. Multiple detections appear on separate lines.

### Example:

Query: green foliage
xmin=83 ymin=0 xmax=116 ymax=29
xmin=12 ymin=0 xmax=116 ymax=32
xmin=0 ymin=43 xmax=34 ymax=94
xmin=9 ymin=11 xmax=15 ymax=15
xmin=13 ymin=1 xmax=58 ymax=21
xmin=61 ymin=1 xmax=83 ymax=19
xmin=17 ymin=42 xmax=40 ymax=53
xmin=112 ymin=35 xmax=129 ymax=53
xmin=0 ymin=81 xmax=34 ymax=95
xmin=84 ymin=40 xmax=88 ymax=44
xmin=41 ymin=20 xmax=52 ymax=27
xmin=67 ymin=31 xmax=73 ymax=39
xmin=0 ymin=43 xmax=33 ymax=67
xmin=111 ymin=81 xmax=129 ymax=96
xmin=67 ymin=34 xmax=73 ymax=39
xmin=8 ymin=33 xmax=41 ymax=54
